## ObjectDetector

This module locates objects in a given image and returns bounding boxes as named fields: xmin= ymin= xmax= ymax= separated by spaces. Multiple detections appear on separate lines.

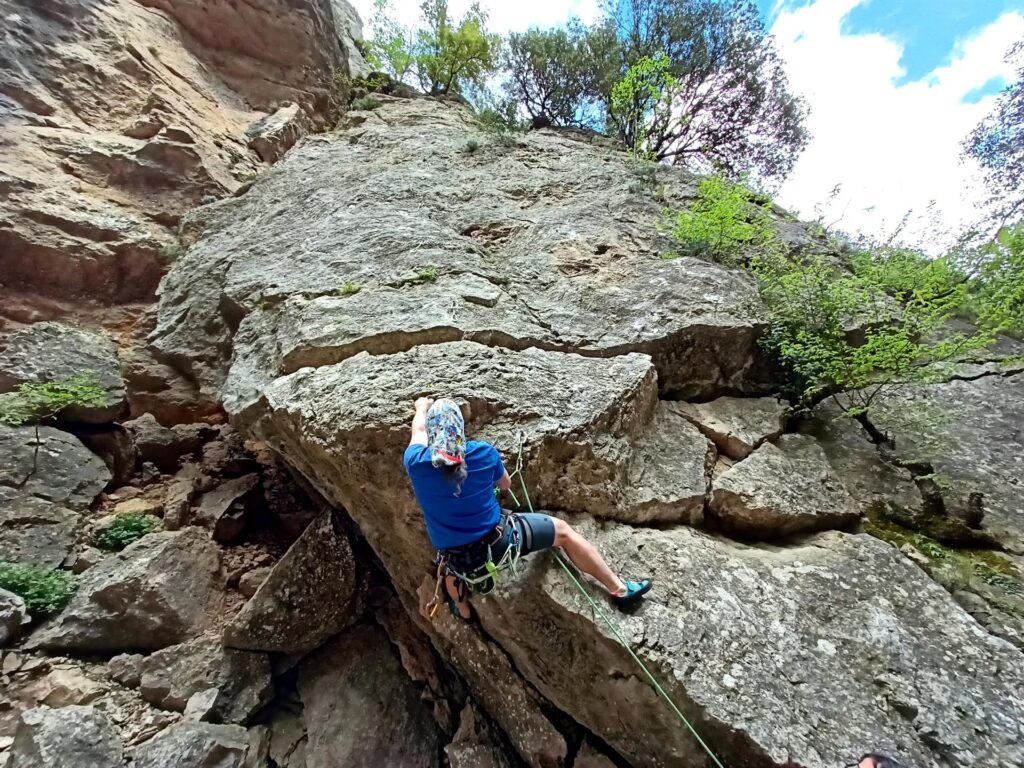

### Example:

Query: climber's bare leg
xmin=445 ymin=575 xmax=472 ymax=619
xmin=553 ymin=519 xmax=627 ymax=595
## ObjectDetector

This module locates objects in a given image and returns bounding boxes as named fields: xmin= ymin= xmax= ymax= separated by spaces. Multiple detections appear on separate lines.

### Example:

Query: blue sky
xmin=354 ymin=0 xmax=1024 ymax=243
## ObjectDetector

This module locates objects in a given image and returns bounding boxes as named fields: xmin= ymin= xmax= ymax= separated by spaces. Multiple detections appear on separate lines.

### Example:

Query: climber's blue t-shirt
xmin=404 ymin=440 xmax=505 ymax=549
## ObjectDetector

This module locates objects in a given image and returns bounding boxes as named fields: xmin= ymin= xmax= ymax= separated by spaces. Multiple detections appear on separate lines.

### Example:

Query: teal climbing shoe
xmin=612 ymin=579 xmax=653 ymax=608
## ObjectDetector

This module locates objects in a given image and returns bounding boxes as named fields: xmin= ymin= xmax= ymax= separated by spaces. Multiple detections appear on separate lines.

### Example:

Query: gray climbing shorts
xmin=507 ymin=512 xmax=557 ymax=557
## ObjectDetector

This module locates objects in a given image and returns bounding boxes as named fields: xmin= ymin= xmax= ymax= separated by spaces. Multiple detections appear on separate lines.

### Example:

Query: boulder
xmin=150 ymin=100 xmax=773 ymax=409
xmin=0 ymin=588 xmax=29 ymax=646
xmin=296 ymin=624 xmax=441 ymax=768
xmin=27 ymin=528 xmax=220 ymax=652
xmin=72 ymin=424 xmax=137 ymax=489
xmin=9 ymin=705 xmax=123 ymax=768
xmin=0 ymin=322 xmax=126 ymax=423
xmin=237 ymin=567 xmax=269 ymax=598
xmin=133 ymin=721 xmax=250 ymax=768
xmin=0 ymin=487 xmax=78 ymax=567
xmin=183 ymin=689 xmax=220 ymax=723
xmin=675 ymin=395 xmax=788 ymax=459
xmin=195 ymin=474 xmax=259 ymax=543
xmin=108 ymin=653 xmax=144 ymax=688
xmin=139 ymin=634 xmax=272 ymax=724
xmin=246 ymin=104 xmax=311 ymax=164
xmin=38 ymin=668 xmax=106 ymax=707
xmin=0 ymin=425 xmax=110 ymax=511
xmin=710 ymin=434 xmax=860 ymax=538
xmin=223 ymin=510 xmax=359 ymax=653
xmin=124 ymin=413 xmax=218 ymax=473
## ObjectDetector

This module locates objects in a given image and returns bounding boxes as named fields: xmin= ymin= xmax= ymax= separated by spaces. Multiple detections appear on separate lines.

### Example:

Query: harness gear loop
xmin=509 ymin=433 xmax=728 ymax=768
xmin=441 ymin=515 xmax=524 ymax=595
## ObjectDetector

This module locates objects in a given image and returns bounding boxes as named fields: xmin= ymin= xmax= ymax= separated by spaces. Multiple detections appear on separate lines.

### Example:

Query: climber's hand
xmin=414 ymin=396 xmax=435 ymax=412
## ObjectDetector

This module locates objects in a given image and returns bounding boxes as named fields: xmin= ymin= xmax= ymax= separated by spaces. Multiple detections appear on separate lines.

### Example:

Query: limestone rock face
xmin=0 ymin=322 xmax=126 ymax=422
xmin=246 ymin=104 xmax=312 ymax=164
xmin=0 ymin=0 xmax=365 ymax=307
xmin=710 ymin=434 xmax=860 ymax=538
xmin=139 ymin=634 xmax=272 ymax=724
xmin=9 ymin=705 xmax=123 ymax=768
xmin=676 ymin=395 xmax=788 ymax=459
xmin=223 ymin=510 xmax=359 ymax=653
xmin=0 ymin=487 xmax=78 ymax=567
xmin=151 ymin=98 xmax=772 ymax=407
xmin=0 ymin=587 xmax=29 ymax=645
xmin=28 ymin=528 xmax=220 ymax=652
xmin=151 ymin=96 xmax=1024 ymax=768
xmin=0 ymin=425 xmax=110 ymax=511
xmin=133 ymin=721 xmax=251 ymax=768
xmin=868 ymin=374 xmax=1024 ymax=552
xmin=296 ymin=624 xmax=441 ymax=768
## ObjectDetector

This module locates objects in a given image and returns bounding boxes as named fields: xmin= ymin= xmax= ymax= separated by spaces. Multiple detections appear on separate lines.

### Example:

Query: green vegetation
xmin=340 ymin=281 xmax=362 ymax=296
xmin=159 ymin=240 xmax=185 ymax=263
xmin=92 ymin=512 xmax=161 ymax=552
xmin=350 ymin=95 xmax=382 ymax=111
xmin=369 ymin=0 xmax=499 ymax=98
xmin=0 ymin=375 xmax=106 ymax=428
xmin=0 ymin=563 xmax=77 ymax=619
xmin=665 ymin=175 xmax=773 ymax=263
xmin=610 ymin=53 xmax=676 ymax=161
xmin=414 ymin=266 xmax=439 ymax=282
xmin=463 ymin=139 xmax=481 ymax=154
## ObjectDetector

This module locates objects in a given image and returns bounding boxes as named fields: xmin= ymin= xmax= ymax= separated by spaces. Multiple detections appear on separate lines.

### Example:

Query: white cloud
xmin=349 ymin=0 xmax=601 ymax=36
xmin=769 ymin=1 xmax=1024 ymax=247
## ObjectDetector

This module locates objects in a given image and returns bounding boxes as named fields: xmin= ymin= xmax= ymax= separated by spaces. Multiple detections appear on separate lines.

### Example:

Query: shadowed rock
xmin=675 ymin=396 xmax=788 ymax=459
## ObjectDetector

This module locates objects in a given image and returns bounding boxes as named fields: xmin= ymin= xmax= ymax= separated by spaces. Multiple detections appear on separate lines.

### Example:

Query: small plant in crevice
xmin=350 ymin=95 xmax=382 ymax=112
xmin=92 ymin=512 xmax=161 ymax=552
xmin=340 ymin=281 xmax=362 ymax=296
xmin=159 ymin=240 xmax=185 ymax=263
xmin=0 ymin=563 xmax=77 ymax=619
xmin=413 ymin=266 xmax=439 ymax=283
xmin=464 ymin=139 xmax=481 ymax=154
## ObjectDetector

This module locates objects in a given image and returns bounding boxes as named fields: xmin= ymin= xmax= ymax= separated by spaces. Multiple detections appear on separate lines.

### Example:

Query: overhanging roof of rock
xmin=152 ymin=97 xmax=783 ymax=411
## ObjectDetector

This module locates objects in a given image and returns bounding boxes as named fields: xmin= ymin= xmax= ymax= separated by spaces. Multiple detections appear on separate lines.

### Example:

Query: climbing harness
xmin=506 ymin=432 xmax=728 ymax=768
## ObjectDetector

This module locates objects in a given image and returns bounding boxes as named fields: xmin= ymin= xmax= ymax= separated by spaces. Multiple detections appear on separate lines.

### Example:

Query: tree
xmin=416 ymin=0 xmax=500 ymax=97
xmin=503 ymin=23 xmax=601 ymax=129
xmin=599 ymin=0 xmax=808 ymax=180
xmin=367 ymin=0 xmax=417 ymax=82
xmin=965 ymin=41 xmax=1024 ymax=228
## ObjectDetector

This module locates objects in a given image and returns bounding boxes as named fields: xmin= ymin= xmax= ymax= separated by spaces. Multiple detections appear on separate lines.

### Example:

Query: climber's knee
xmin=553 ymin=518 xmax=575 ymax=547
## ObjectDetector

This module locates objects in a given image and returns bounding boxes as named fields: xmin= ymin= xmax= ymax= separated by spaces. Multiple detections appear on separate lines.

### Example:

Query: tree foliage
xmin=667 ymin=177 xmax=1019 ymax=416
xmin=964 ymin=41 xmax=1024 ymax=227
xmin=502 ymin=24 xmax=600 ymax=128
xmin=366 ymin=0 xmax=417 ymax=82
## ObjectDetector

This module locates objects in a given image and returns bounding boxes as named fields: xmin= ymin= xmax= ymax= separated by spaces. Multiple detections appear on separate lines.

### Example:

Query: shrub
xmin=0 ymin=376 xmax=106 ymax=427
xmin=159 ymin=240 xmax=185 ymax=263
xmin=415 ymin=266 xmax=439 ymax=282
xmin=0 ymin=563 xmax=77 ymax=619
xmin=464 ymin=139 xmax=481 ymax=154
xmin=340 ymin=281 xmax=362 ymax=296
xmin=92 ymin=512 xmax=161 ymax=552
xmin=350 ymin=95 xmax=382 ymax=111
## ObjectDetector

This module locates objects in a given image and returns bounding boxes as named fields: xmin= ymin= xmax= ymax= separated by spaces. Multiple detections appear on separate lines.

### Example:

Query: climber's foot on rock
xmin=611 ymin=579 xmax=652 ymax=608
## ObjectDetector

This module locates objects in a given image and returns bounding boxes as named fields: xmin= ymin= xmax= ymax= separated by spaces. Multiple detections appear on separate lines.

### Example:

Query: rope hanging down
xmin=509 ymin=433 xmax=727 ymax=768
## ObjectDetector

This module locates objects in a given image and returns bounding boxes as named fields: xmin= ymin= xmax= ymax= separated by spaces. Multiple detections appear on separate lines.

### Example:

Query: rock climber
xmin=404 ymin=396 xmax=652 ymax=619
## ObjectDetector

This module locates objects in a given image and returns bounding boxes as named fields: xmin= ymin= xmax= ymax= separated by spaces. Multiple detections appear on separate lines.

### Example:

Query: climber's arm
xmin=497 ymin=470 xmax=512 ymax=492
xmin=409 ymin=397 xmax=433 ymax=446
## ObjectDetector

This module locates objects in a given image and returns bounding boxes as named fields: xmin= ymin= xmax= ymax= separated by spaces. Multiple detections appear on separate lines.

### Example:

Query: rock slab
xmin=676 ymin=395 xmax=788 ymax=459
xmin=28 ymin=528 xmax=220 ymax=652
xmin=133 ymin=721 xmax=250 ymax=768
xmin=0 ymin=588 xmax=29 ymax=646
xmin=9 ymin=705 xmax=123 ymax=768
xmin=0 ymin=425 xmax=110 ymax=511
xmin=0 ymin=487 xmax=78 ymax=567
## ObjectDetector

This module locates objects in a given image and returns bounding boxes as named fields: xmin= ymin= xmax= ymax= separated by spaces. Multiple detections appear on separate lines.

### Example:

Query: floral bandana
xmin=426 ymin=399 xmax=466 ymax=467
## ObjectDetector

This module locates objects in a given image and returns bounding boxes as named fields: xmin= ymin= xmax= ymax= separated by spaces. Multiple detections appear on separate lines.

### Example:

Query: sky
xmin=351 ymin=0 xmax=1024 ymax=246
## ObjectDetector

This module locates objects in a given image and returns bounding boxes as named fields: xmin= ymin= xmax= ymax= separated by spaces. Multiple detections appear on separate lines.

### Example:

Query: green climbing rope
xmin=509 ymin=435 xmax=727 ymax=768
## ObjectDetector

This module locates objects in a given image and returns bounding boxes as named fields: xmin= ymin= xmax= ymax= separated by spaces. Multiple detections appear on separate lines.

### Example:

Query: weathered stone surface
xmin=0 ymin=322 xmax=126 ymax=422
xmin=38 ymin=668 xmax=105 ymax=707
xmin=125 ymin=413 xmax=218 ymax=473
xmin=134 ymin=721 xmax=250 ymax=768
xmin=474 ymin=519 xmax=1024 ymax=768
xmin=28 ymin=528 xmax=220 ymax=652
xmin=0 ymin=487 xmax=78 ymax=567
xmin=676 ymin=395 xmax=788 ymax=459
xmin=139 ymin=635 xmax=272 ymax=724
xmin=224 ymin=511 xmax=358 ymax=653
xmin=108 ymin=653 xmax=144 ymax=688
xmin=151 ymin=98 xmax=773 ymax=408
xmin=195 ymin=474 xmax=259 ymax=543
xmin=9 ymin=705 xmax=123 ymax=768
xmin=247 ymin=104 xmax=311 ymax=164
xmin=0 ymin=0 xmax=366 ymax=306
xmin=0 ymin=426 xmax=110 ymax=511
xmin=0 ymin=589 xmax=29 ymax=646
xmin=297 ymin=624 xmax=441 ymax=768
xmin=575 ymin=739 xmax=617 ymax=768
xmin=445 ymin=702 xmax=514 ymax=768
xmin=73 ymin=424 xmax=137 ymax=489
xmin=237 ymin=567 xmax=270 ymax=599
xmin=868 ymin=373 xmax=1024 ymax=552
xmin=710 ymin=434 xmax=860 ymax=538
